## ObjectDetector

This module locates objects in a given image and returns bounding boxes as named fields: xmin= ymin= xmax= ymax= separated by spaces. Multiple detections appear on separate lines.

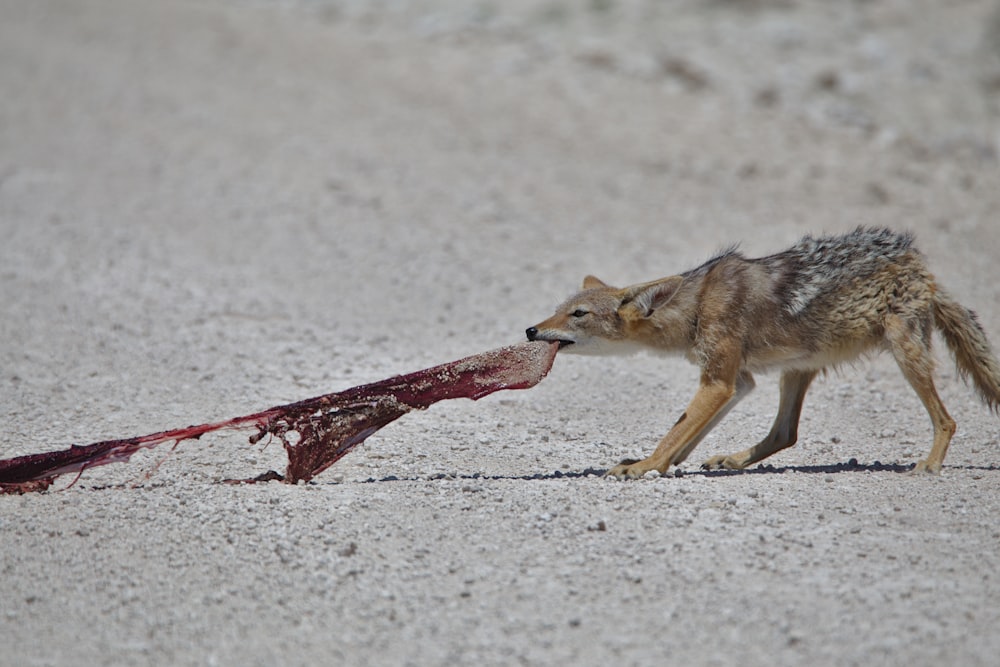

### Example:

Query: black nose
xmin=526 ymin=327 xmax=538 ymax=341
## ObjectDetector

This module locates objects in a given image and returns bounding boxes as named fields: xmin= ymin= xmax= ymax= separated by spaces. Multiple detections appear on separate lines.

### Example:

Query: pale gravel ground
xmin=2 ymin=1 xmax=1000 ymax=665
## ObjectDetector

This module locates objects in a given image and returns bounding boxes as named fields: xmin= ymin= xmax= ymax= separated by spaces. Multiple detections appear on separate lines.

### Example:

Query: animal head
xmin=526 ymin=274 xmax=684 ymax=354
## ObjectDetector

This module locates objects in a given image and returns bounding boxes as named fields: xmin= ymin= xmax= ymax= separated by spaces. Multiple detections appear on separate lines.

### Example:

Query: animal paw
xmin=911 ymin=459 xmax=942 ymax=474
xmin=605 ymin=458 xmax=660 ymax=479
xmin=701 ymin=454 xmax=746 ymax=471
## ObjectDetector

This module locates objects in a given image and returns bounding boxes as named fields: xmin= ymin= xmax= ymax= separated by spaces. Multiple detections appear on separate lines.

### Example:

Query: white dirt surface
xmin=3 ymin=1 xmax=1000 ymax=665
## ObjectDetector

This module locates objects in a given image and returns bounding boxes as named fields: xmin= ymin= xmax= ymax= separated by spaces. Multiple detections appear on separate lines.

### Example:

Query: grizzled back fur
xmin=761 ymin=228 xmax=916 ymax=316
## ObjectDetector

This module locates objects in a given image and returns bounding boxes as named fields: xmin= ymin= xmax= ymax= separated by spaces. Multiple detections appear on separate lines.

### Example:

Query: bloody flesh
xmin=0 ymin=341 xmax=558 ymax=493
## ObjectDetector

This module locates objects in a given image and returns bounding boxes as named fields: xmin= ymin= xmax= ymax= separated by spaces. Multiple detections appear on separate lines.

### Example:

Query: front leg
xmin=703 ymin=369 xmax=816 ymax=471
xmin=607 ymin=373 xmax=749 ymax=479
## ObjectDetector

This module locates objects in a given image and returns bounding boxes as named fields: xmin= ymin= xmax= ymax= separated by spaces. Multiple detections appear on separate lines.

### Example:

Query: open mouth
xmin=556 ymin=340 xmax=574 ymax=349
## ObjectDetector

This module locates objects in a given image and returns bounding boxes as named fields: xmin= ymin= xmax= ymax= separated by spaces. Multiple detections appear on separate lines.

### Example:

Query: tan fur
xmin=526 ymin=228 xmax=1000 ymax=478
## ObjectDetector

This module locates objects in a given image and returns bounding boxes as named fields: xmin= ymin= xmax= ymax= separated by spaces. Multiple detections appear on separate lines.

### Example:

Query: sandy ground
xmin=2 ymin=1 xmax=1000 ymax=665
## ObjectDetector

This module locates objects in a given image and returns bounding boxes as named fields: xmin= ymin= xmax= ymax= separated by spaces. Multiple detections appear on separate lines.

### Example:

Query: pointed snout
xmin=526 ymin=326 xmax=539 ymax=341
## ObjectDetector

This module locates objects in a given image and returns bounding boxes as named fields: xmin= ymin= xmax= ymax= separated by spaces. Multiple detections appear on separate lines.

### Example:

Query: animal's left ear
xmin=582 ymin=275 xmax=610 ymax=290
xmin=621 ymin=276 xmax=684 ymax=318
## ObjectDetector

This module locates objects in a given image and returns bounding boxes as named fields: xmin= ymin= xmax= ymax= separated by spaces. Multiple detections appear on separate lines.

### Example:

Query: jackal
xmin=526 ymin=227 xmax=1000 ymax=478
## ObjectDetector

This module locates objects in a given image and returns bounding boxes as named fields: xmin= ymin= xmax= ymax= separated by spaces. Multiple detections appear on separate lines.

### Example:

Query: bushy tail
xmin=933 ymin=291 xmax=1000 ymax=412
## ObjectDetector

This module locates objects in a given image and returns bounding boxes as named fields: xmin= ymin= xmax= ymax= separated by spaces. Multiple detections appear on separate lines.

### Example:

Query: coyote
xmin=526 ymin=227 xmax=1000 ymax=478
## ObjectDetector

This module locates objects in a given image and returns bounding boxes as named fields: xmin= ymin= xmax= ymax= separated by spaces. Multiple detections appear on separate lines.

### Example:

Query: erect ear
xmin=582 ymin=275 xmax=610 ymax=290
xmin=620 ymin=276 xmax=684 ymax=318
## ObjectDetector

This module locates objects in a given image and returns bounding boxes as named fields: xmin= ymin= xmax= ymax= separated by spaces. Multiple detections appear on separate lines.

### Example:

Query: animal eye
xmin=571 ymin=309 xmax=588 ymax=318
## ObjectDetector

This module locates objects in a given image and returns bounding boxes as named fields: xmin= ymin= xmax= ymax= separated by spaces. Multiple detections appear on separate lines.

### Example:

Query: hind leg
xmin=884 ymin=314 xmax=957 ymax=473
xmin=703 ymin=369 xmax=817 ymax=470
